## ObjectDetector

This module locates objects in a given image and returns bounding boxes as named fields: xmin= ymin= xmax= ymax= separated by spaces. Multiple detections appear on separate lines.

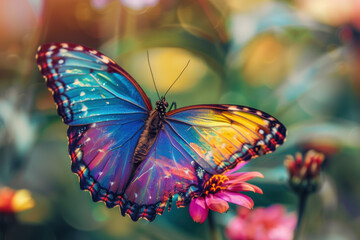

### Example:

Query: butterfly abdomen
xmin=133 ymin=110 xmax=163 ymax=165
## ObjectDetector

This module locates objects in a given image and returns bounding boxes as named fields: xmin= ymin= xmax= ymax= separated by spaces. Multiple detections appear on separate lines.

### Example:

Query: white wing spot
xmin=134 ymin=193 xmax=138 ymax=198
xmin=89 ymin=49 xmax=98 ymax=54
xmin=74 ymin=46 xmax=84 ymax=51
xmin=81 ymin=105 xmax=88 ymax=112
xmin=99 ymin=54 xmax=110 ymax=63
xmin=58 ymin=59 xmax=64 ymax=64
xmin=272 ymin=127 xmax=278 ymax=134
xmin=228 ymin=106 xmax=238 ymax=111
xmin=61 ymin=43 xmax=69 ymax=48
xmin=49 ymin=45 xmax=56 ymax=50
xmin=110 ymin=182 xmax=114 ymax=186
xmin=99 ymin=171 xmax=103 ymax=176
xmin=80 ymin=92 xmax=85 ymax=96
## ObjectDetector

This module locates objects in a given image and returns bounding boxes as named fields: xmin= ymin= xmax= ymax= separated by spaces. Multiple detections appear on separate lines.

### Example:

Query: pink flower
xmin=189 ymin=163 xmax=264 ymax=224
xmin=226 ymin=205 xmax=297 ymax=240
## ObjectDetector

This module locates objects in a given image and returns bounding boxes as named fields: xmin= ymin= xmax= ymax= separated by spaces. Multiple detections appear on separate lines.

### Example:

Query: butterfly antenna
xmin=164 ymin=59 xmax=190 ymax=98
xmin=147 ymin=50 xmax=161 ymax=100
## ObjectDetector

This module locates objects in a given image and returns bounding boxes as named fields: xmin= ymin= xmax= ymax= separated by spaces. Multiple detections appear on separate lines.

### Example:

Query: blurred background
xmin=0 ymin=0 xmax=359 ymax=239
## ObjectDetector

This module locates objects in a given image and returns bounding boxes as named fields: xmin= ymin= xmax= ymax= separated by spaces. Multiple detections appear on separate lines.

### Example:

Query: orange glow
xmin=0 ymin=187 xmax=35 ymax=214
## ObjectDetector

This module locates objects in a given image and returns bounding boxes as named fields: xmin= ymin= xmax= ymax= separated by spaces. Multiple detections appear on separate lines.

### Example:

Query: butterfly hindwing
xmin=123 ymin=128 xmax=204 ymax=221
xmin=68 ymin=119 xmax=148 ymax=206
xmin=165 ymin=104 xmax=286 ymax=174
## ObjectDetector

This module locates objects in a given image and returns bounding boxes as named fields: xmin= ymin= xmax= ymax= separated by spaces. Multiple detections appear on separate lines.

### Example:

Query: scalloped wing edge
xmin=68 ymin=125 xmax=201 ymax=221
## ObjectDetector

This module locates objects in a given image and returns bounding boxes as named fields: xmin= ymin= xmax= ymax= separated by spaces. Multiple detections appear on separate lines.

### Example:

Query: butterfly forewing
xmin=165 ymin=105 xmax=286 ymax=174
xmin=36 ymin=43 xmax=152 ymax=125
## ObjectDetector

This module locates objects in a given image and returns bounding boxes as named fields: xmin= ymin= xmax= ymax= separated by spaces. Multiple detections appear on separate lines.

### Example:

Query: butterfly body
xmin=36 ymin=42 xmax=286 ymax=222
xmin=133 ymin=99 xmax=167 ymax=165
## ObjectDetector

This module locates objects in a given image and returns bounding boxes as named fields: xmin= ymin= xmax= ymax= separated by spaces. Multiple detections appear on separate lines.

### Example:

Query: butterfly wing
xmin=122 ymin=128 xmax=203 ymax=221
xmin=68 ymin=120 xmax=146 ymax=205
xmin=36 ymin=42 xmax=152 ymax=125
xmin=120 ymin=104 xmax=286 ymax=221
xmin=36 ymin=43 xmax=153 ymax=213
xmin=164 ymin=104 xmax=286 ymax=174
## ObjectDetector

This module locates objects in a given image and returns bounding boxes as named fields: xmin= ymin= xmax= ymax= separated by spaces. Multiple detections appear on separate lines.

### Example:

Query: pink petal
xmin=205 ymin=194 xmax=229 ymax=213
xmin=283 ymin=212 xmax=298 ymax=230
xmin=226 ymin=217 xmax=248 ymax=240
xmin=265 ymin=204 xmax=286 ymax=220
xmin=225 ymin=161 xmax=248 ymax=175
xmin=217 ymin=191 xmax=254 ymax=209
xmin=227 ymin=183 xmax=263 ymax=194
xmin=227 ymin=171 xmax=264 ymax=183
xmin=189 ymin=197 xmax=209 ymax=223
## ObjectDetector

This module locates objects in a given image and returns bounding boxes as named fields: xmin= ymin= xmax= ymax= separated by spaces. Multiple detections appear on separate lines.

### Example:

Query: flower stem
xmin=294 ymin=192 xmax=308 ymax=240
xmin=208 ymin=211 xmax=221 ymax=240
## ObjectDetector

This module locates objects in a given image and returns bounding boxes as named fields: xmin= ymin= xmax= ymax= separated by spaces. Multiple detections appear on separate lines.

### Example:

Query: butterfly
xmin=36 ymin=42 xmax=286 ymax=222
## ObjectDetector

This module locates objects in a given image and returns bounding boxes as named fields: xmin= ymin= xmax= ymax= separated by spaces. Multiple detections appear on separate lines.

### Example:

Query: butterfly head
xmin=156 ymin=97 xmax=168 ymax=118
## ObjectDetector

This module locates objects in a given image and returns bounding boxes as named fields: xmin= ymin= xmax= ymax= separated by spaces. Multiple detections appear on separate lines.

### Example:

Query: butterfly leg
xmin=168 ymin=102 xmax=177 ymax=111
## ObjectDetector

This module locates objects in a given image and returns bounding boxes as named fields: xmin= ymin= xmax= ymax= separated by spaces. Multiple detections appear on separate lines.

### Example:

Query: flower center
xmin=203 ymin=175 xmax=229 ymax=196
